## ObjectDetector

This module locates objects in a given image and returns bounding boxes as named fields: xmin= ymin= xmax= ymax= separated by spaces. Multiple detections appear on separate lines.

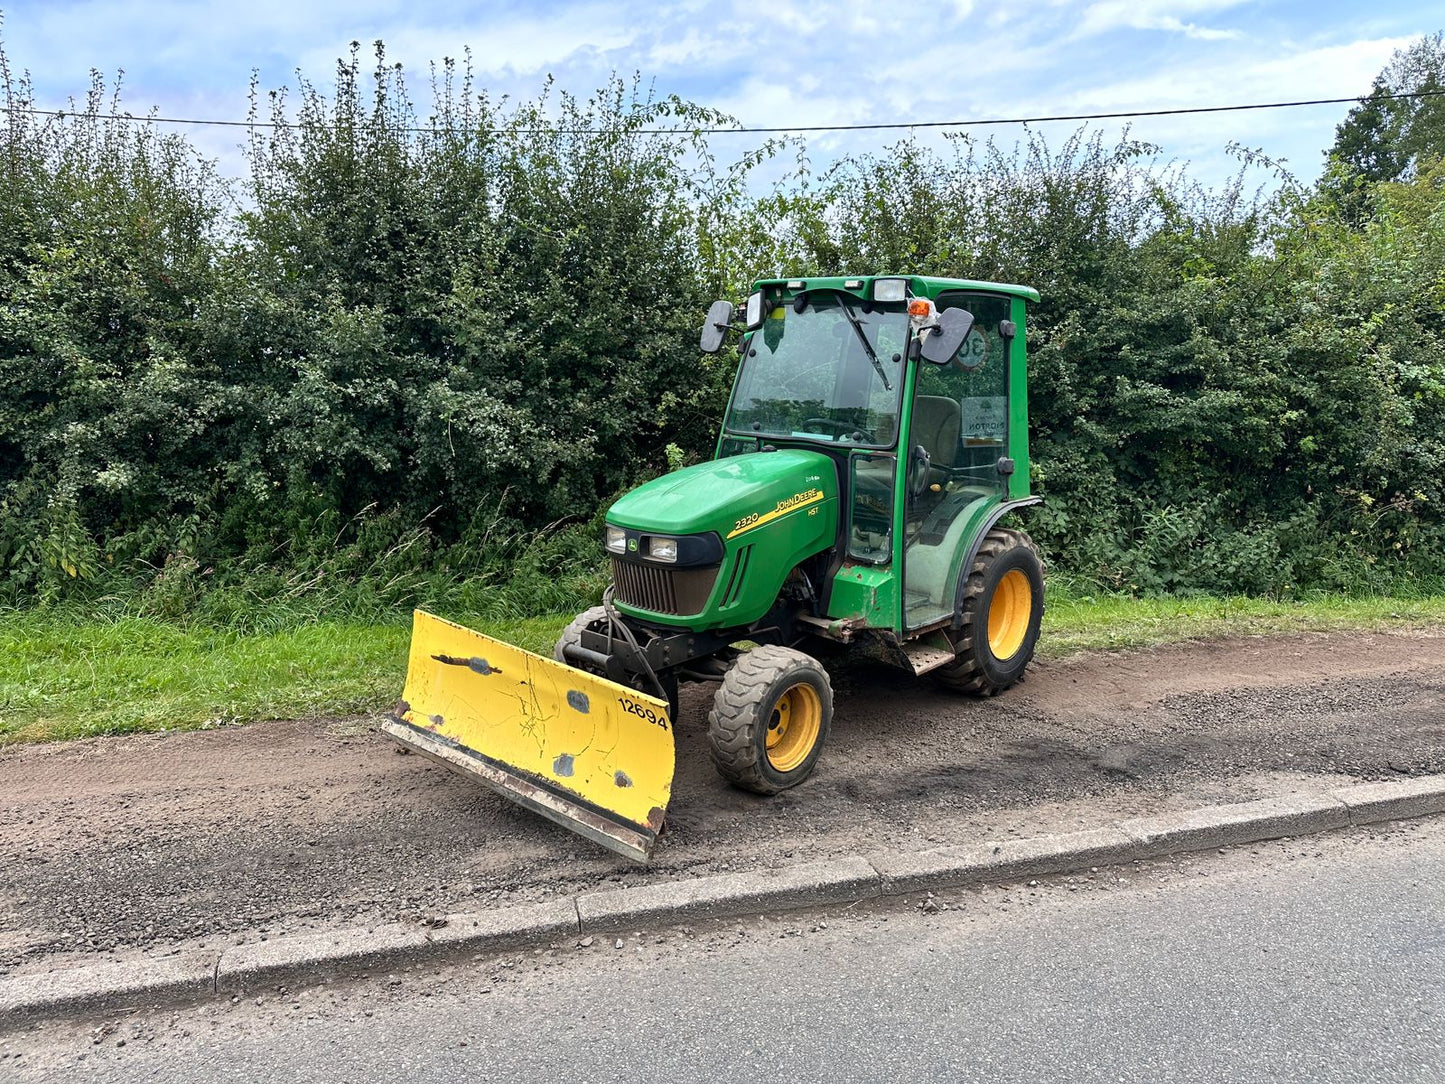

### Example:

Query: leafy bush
xmin=2 ymin=32 xmax=1444 ymax=615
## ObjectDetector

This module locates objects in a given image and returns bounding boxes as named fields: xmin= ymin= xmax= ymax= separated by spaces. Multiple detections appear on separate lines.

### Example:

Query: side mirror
xmin=919 ymin=307 xmax=975 ymax=365
xmin=699 ymin=300 xmax=734 ymax=354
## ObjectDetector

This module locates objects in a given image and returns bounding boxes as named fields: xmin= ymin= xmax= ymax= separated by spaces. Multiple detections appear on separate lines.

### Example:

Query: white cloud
xmin=1061 ymin=33 xmax=1413 ymax=109
xmin=288 ymin=8 xmax=640 ymax=80
xmin=1074 ymin=0 xmax=1250 ymax=41
xmin=643 ymin=24 xmax=751 ymax=71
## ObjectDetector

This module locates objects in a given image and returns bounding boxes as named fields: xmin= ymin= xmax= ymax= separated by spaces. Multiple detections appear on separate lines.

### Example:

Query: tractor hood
xmin=607 ymin=449 xmax=838 ymax=538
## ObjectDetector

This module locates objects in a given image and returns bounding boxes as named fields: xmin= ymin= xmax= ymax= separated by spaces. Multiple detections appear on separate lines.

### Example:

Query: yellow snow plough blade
xmin=383 ymin=610 xmax=674 ymax=863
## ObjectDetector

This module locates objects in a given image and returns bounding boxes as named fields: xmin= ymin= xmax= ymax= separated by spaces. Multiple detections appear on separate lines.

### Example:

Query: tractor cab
xmin=710 ymin=275 xmax=1039 ymax=633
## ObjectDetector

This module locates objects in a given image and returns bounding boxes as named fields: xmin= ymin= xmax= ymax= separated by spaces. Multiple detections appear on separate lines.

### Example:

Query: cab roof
xmin=750 ymin=274 xmax=1040 ymax=305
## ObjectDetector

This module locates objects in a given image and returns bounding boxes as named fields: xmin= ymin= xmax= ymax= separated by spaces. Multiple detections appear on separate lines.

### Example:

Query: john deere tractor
xmin=386 ymin=275 xmax=1044 ymax=860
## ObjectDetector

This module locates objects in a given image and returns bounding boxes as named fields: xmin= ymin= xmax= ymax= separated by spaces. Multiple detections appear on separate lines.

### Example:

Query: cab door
xmin=899 ymin=291 xmax=1015 ymax=630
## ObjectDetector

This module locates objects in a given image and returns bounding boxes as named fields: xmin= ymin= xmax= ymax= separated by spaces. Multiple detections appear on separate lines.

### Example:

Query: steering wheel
xmin=802 ymin=417 xmax=877 ymax=443
xmin=908 ymin=444 xmax=933 ymax=497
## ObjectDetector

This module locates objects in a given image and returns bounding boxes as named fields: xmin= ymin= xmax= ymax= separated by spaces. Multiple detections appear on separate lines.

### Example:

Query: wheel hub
xmin=764 ymin=683 xmax=821 ymax=773
xmin=987 ymin=568 xmax=1032 ymax=660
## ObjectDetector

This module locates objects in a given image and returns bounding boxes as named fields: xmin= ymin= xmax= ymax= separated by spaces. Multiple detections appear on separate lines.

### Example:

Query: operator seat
xmin=910 ymin=395 xmax=961 ymax=471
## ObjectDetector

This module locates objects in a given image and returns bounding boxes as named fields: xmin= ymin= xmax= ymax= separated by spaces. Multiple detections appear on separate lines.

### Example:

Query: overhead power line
xmin=3 ymin=87 xmax=1444 ymax=136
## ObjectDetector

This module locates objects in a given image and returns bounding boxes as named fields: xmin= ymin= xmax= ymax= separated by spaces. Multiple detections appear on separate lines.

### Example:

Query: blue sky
xmin=0 ymin=1 xmax=1436 ymax=191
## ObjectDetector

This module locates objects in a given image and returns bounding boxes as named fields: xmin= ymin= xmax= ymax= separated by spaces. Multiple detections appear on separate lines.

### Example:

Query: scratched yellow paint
xmin=396 ymin=610 xmax=674 ymax=827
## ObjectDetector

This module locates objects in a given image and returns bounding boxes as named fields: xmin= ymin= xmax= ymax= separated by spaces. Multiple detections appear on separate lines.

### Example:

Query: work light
xmin=872 ymin=278 xmax=908 ymax=302
xmin=745 ymin=291 xmax=764 ymax=329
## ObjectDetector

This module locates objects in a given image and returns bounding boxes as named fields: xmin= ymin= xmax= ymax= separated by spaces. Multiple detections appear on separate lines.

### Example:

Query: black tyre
xmin=553 ymin=605 xmax=609 ymax=665
xmin=707 ymin=646 xmax=833 ymax=794
xmin=934 ymin=527 xmax=1044 ymax=696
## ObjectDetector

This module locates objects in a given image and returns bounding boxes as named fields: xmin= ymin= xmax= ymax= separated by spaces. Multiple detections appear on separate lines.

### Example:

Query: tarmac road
xmin=2 ymin=629 xmax=1443 ymax=972
xmin=5 ymin=815 xmax=1443 ymax=1082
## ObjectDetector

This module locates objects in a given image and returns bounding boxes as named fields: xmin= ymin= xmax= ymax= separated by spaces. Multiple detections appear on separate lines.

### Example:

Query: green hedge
xmin=3 ymin=40 xmax=1444 ymax=612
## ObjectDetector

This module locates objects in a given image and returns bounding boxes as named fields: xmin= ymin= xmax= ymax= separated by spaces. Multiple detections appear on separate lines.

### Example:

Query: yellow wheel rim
xmin=987 ymin=568 xmax=1033 ymax=660
xmin=765 ymin=682 xmax=822 ymax=773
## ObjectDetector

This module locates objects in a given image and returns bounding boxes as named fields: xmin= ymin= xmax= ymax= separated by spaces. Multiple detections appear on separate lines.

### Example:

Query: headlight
xmin=873 ymin=277 xmax=908 ymax=302
xmin=605 ymin=525 xmax=627 ymax=553
xmin=647 ymin=537 xmax=678 ymax=562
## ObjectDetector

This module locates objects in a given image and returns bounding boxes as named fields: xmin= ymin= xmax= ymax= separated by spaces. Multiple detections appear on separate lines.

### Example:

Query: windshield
xmin=723 ymin=293 xmax=909 ymax=448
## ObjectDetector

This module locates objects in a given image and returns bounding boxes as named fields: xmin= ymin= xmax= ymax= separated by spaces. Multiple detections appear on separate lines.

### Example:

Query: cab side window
xmin=918 ymin=291 xmax=1012 ymax=486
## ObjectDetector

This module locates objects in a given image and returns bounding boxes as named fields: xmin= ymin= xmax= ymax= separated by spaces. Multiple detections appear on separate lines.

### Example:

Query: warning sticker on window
xmin=961 ymin=396 xmax=1006 ymax=444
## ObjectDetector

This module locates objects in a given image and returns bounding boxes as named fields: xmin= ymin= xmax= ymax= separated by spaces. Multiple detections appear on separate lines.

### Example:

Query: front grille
xmin=611 ymin=559 xmax=720 ymax=616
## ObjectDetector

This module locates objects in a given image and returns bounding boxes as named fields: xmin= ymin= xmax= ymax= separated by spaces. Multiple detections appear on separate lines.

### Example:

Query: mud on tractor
xmin=385 ymin=275 xmax=1045 ymax=861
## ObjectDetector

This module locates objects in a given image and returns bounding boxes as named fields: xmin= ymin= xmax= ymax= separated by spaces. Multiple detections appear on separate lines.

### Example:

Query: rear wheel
xmin=935 ymin=527 xmax=1044 ymax=696
xmin=708 ymin=646 xmax=833 ymax=794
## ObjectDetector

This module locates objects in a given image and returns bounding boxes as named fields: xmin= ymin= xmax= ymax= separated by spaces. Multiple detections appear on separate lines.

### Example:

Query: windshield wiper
xmin=834 ymin=294 xmax=891 ymax=392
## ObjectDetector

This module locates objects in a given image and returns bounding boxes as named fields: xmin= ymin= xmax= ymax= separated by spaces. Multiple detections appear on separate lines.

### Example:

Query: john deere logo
xmin=627 ymin=538 xmax=638 ymax=552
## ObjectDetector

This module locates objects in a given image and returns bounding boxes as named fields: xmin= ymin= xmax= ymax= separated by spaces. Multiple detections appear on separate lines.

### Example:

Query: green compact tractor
xmin=387 ymin=275 xmax=1044 ymax=860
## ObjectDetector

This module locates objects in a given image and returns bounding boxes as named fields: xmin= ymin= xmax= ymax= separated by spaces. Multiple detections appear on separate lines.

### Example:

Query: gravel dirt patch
xmin=2 ymin=629 xmax=1442 ymax=973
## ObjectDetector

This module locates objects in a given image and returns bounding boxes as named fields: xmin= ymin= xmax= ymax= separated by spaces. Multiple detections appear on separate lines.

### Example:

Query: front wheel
xmin=708 ymin=646 xmax=833 ymax=794
xmin=553 ymin=605 xmax=610 ymax=665
xmin=935 ymin=527 xmax=1044 ymax=696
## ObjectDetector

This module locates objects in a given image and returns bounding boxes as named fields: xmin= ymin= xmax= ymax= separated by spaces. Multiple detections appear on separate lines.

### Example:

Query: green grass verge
xmin=4 ymin=594 xmax=1444 ymax=746
xmin=1042 ymin=592 xmax=1445 ymax=656
xmin=0 ymin=611 xmax=568 ymax=746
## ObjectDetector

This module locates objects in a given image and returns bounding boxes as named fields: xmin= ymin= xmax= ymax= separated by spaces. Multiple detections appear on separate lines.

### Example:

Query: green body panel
xmin=608 ymin=449 xmax=833 ymax=535
xmin=903 ymin=491 xmax=1000 ymax=628
xmin=1007 ymin=296 xmax=1032 ymax=501
xmin=607 ymin=450 xmax=838 ymax=630
xmin=749 ymin=274 xmax=1040 ymax=305
xmin=825 ymin=564 xmax=899 ymax=627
